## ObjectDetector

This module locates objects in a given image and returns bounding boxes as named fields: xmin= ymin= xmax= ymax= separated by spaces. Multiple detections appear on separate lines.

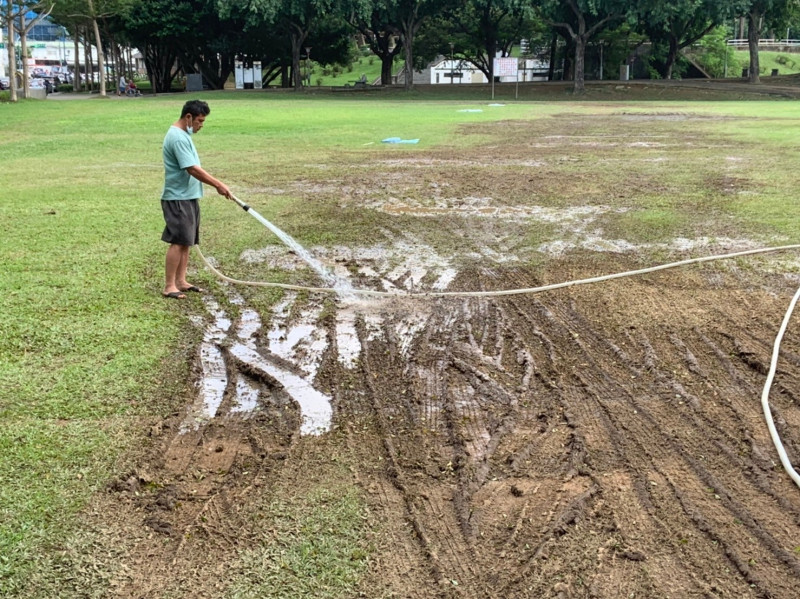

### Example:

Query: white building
xmin=429 ymin=56 xmax=550 ymax=85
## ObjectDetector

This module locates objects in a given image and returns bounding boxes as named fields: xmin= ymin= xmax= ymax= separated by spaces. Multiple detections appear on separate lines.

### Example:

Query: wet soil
xmin=63 ymin=110 xmax=800 ymax=598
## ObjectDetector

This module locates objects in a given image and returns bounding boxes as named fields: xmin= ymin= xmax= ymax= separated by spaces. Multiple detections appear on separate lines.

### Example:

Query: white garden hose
xmin=760 ymin=285 xmax=800 ymax=489
xmin=197 ymin=243 xmax=800 ymax=298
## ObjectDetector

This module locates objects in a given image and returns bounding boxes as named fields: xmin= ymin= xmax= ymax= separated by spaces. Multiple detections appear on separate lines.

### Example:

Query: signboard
xmin=491 ymin=57 xmax=520 ymax=100
xmin=253 ymin=61 xmax=262 ymax=89
xmin=234 ymin=60 xmax=244 ymax=89
xmin=493 ymin=57 xmax=518 ymax=78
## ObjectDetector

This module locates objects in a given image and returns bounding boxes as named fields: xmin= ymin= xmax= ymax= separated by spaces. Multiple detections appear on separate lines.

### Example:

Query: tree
xmin=394 ymin=0 xmax=439 ymax=89
xmin=1 ymin=0 xmax=20 ymax=101
xmin=172 ymin=0 xmax=243 ymax=90
xmin=345 ymin=0 xmax=404 ymax=85
xmin=123 ymin=0 xmax=193 ymax=93
xmin=740 ymin=0 xmax=794 ymax=83
xmin=223 ymin=0 xmax=342 ymax=90
xmin=1 ymin=0 xmax=54 ymax=101
xmin=639 ymin=0 xmax=734 ymax=80
xmin=540 ymin=0 xmax=630 ymax=93
xmin=16 ymin=1 xmax=54 ymax=98
xmin=49 ymin=0 xmax=91 ymax=92
xmin=443 ymin=0 xmax=538 ymax=81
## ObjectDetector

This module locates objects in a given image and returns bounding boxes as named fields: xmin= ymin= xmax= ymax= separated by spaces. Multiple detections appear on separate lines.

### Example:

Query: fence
xmin=727 ymin=39 xmax=800 ymax=48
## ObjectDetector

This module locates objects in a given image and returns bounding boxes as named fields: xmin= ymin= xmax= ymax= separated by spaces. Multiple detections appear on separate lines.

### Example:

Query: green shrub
xmin=57 ymin=84 xmax=73 ymax=93
xmin=0 ymin=90 xmax=10 ymax=102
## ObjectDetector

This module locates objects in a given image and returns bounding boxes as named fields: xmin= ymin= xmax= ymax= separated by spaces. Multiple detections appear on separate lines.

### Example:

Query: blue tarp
xmin=382 ymin=137 xmax=420 ymax=144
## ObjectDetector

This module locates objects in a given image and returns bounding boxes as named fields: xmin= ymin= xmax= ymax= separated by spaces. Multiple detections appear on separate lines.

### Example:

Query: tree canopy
xmin=29 ymin=0 xmax=800 ymax=95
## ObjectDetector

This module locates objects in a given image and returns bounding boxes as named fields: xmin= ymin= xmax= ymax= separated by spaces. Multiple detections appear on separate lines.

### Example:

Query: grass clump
xmin=227 ymin=484 xmax=372 ymax=599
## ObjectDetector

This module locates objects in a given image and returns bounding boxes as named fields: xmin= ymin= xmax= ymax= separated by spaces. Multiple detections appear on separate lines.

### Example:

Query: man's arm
xmin=186 ymin=165 xmax=233 ymax=199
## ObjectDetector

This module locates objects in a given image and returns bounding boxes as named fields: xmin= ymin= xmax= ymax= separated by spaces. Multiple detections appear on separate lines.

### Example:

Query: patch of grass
xmin=226 ymin=483 xmax=372 ymax=599
xmin=0 ymin=419 xmax=129 ymax=594
xmin=734 ymin=50 xmax=800 ymax=76
xmin=311 ymin=55 xmax=396 ymax=87
xmin=604 ymin=206 xmax=690 ymax=244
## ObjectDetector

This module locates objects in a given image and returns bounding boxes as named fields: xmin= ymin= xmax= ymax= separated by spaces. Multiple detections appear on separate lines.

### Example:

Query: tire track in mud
xmin=492 ymin=273 xmax=800 ymax=598
xmin=360 ymin=313 xmax=475 ymax=598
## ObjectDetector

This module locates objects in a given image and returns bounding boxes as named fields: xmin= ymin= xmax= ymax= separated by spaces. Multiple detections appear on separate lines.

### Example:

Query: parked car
xmin=0 ymin=77 xmax=8 ymax=90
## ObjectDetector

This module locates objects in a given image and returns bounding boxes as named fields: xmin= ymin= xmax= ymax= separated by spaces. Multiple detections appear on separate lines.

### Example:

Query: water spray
xmin=230 ymin=194 xmax=352 ymax=293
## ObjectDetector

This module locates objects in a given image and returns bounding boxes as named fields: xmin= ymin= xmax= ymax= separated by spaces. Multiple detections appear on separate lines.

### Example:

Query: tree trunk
xmin=664 ymin=34 xmax=678 ymax=80
xmin=748 ymin=9 xmax=761 ymax=84
xmin=20 ymin=12 xmax=29 ymax=98
xmin=381 ymin=54 xmax=394 ymax=85
xmin=547 ymin=32 xmax=557 ymax=81
xmin=573 ymin=35 xmax=585 ymax=94
xmin=400 ymin=10 xmax=419 ymax=91
xmin=73 ymin=32 xmax=81 ymax=92
xmin=6 ymin=14 xmax=18 ymax=102
xmin=83 ymin=30 xmax=93 ymax=91
xmin=89 ymin=12 xmax=107 ymax=96
xmin=289 ymin=26 xmax=307 ymax=91
xmin=144 ymin=41 xmax=178 ymax=93
xmin=403 ymin=36 xmax=413 ymax=90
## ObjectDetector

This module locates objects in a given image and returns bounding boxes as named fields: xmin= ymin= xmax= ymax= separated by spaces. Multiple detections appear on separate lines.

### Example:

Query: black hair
xmin=181 ymin=100 xmax=210 ymax=118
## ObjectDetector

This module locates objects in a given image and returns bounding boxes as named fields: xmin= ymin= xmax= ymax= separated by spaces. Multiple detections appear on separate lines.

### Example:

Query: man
xmin=161 ymin=100 xmax=233 ymax=299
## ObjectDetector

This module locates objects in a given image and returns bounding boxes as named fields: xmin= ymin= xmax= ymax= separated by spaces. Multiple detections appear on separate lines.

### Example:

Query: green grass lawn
xmin=308 ymin=55 xmax=398 ymax=87
xmin=734 ymin=49 xmax=800 ymax=76
xmin=3 ymin=90 xmax=800 ymax=596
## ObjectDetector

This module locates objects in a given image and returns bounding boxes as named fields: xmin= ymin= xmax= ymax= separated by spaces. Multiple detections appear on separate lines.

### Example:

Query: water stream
xmin=245 ymin=205 xmax=353 ymax=293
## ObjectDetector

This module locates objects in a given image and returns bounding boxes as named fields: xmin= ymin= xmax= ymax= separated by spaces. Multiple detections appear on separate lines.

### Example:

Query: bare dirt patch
xmin=52 ymin=110 xmax=800 ymax=598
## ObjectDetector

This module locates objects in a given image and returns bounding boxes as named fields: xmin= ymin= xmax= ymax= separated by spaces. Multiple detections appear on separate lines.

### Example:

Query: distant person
xmin=118 ymin=75 xmax=126 ymax=96
xmin=126 ymin=79 xmax=140 ymax=96
xmin=160 ymin=100 xmax=234 ymax=299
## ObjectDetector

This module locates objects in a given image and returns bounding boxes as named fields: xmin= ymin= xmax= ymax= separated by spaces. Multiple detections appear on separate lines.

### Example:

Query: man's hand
xmin=215 ymin=182 xmax=233 ymax=200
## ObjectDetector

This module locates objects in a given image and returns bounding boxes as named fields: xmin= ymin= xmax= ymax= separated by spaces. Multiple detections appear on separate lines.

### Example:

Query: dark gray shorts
xmin=161 ymin=199 xmax=200 ymax=245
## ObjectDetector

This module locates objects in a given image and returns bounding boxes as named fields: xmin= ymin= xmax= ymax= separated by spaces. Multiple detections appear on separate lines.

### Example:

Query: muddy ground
xmin=56 ymin=108 xmax=800 ymax=598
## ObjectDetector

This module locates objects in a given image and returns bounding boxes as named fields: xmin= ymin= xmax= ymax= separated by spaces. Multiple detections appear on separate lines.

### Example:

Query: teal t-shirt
xmin=161 ymin=126 xmax=202 ymax=200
